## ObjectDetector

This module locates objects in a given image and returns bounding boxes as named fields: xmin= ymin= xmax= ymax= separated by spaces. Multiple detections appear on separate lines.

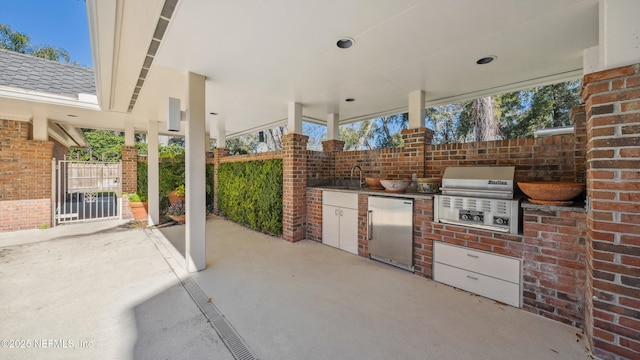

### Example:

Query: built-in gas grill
xmin=433 ymin=166 xmax=522 ymax=234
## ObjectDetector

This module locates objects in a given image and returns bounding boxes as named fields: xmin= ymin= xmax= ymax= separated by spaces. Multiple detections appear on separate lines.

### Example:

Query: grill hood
xmin=441 ymin=166 xmax=515 ymax=199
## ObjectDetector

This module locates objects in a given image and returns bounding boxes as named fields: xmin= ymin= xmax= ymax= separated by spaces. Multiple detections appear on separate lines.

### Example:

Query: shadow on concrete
xmin=130 ymin=281 xmax=233 ymax=360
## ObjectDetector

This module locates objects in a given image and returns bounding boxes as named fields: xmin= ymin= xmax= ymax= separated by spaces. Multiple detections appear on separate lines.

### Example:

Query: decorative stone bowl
xmin=380 ymin=179 xmax=411 ymax=193
xmin=416 ymin=178 xmax=441 ymax=194
xmin=365 ymin=177 xmax=383 ymax=190
xmin=517 ymin=181 xmax=585 ymax=205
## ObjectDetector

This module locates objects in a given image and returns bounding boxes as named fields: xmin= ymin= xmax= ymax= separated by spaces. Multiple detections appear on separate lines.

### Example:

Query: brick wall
xmin=583 ymin=64 xmax=640 ymax=360
xmin=333 ymin=128 xmax=432 ymax=181
xmin=425 ymin=132 xmax=586 ymax=183
xmin=306 ymin=188 xmax=323 ymax=242
xmin=0 ymin=119 xmax=54 ymax=231
xmin=357 ymin=193 xmax=369 ymax=256
xmin=413 ymin=198 xmax=435 ymax=278
xmin=306 ymin=150 xmax=334 ymax=185
xmin=218 ymin=150 xmax=282 ymax=163
xmin=521 ymin=206 xmax=587 ymax=328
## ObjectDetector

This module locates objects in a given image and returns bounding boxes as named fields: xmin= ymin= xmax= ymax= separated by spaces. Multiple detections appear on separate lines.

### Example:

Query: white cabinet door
xmin=322 ymin=205 xmax=340 ymax=249
xmin=339 ymin=208 xmax=359 ymax=255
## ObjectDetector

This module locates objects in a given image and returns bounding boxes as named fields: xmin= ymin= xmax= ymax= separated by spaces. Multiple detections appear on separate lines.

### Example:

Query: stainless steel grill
xmin=434 ymin=166 xmax=521 ymax=234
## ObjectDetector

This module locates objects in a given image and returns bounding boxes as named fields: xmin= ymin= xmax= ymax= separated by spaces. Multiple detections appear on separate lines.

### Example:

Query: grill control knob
xmin=496 ymin=218 xmax=504 ymax=225
xmin=473 ymin=215 xmax=481 ymax=222
xmin=461 ymin=214 xmax=469 ymax=220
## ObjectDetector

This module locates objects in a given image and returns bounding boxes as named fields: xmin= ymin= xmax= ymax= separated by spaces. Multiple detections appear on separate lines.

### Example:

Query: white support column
xmin=408 ymin=90 xmax=425 ymax=129
xmin=124 ymin=121 xmax=135 ymax=146
xmin=327 ymin=113 xmax=339 ymax=140
xmin=216 ymin=121 xmax=226 ymax=148
xmin=288 ymin=102 xmax=303 ymax=134
xmin=599 ymin=0 xmax=640 ymax=70
xmin=204 ymin=132 xmax=211 ymax=151
xmin=33 ymin=116 xmax=48 ymax=141
xmin=186 ymin=72 xmax=207 ymax=272
xmin=147 ymin=120 xmax=160 ymax=225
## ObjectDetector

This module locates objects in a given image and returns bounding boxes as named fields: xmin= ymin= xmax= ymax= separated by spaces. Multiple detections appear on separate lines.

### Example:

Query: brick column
xmin=582 ymin=64 xmax=640 ymax=360
xmin=571 ymin=106 xmax=588 ymax=183
xmin=321 ymin=140 xmax=345 ymax=152
xmin=401 ymin=127 xmax=433 ymax=178
xmin=120 ymin=146 xmax=138 ymax=194
xmin=282 ymin=133 xmax=308 ymax=242
xmin=212 ymin=148 xmax=229 ymax=215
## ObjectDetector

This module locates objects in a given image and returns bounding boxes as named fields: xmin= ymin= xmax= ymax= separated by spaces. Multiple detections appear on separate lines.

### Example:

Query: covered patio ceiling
xmin=86 ymin=0 xmax=598 ymax=138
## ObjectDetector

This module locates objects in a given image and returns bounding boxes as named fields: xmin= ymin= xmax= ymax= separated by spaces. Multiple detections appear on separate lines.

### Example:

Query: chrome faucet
xmin=350 ymin=165 xmax=363 ymax=188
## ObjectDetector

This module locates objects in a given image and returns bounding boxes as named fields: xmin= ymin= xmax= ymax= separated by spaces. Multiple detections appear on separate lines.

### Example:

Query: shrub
xmin=218 ymin=159 xmax=282 ymax=234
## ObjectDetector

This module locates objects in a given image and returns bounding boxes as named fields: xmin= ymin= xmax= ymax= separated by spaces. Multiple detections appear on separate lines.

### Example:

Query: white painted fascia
xmin=0 ymin=86 xmax=101 ymax=111
xmin=86 ymin=0 xmax=117 ymax=110
xmin=0 ymin=112 xmax=31 ymax=122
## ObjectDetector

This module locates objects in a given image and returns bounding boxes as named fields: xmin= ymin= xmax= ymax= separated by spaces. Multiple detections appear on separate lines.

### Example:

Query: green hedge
xmin=218 ymin=159 xmax=283 ymax=234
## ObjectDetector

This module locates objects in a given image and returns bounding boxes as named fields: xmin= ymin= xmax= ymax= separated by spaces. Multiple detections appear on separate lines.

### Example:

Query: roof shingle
xmin=0 ymin=49 xmax=96 ymax=97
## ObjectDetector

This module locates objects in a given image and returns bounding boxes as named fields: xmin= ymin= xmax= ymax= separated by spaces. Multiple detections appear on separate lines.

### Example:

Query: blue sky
xmin=0 ymin=0 xmax=92 ymax=67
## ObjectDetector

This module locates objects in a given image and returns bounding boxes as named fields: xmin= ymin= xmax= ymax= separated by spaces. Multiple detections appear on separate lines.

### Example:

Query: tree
xmin=374 ymin=114 xmax=407 ymax=148
xmin=471 ymin=96 xmax=500 ymax=142
xmin=68 ymin=130 xmax=125 ymax=161
xmin=0 ymin=24 xmax=71 ymax=63
xmin=425 ymin=104 xmax=465 ymax=144
xmin=500 ymin=80 xmax=581 ymax=138
xmin=341 ymin=119 xmax=376 ymax=150
xmin=303 ymin=122 xmax=326 ymax=151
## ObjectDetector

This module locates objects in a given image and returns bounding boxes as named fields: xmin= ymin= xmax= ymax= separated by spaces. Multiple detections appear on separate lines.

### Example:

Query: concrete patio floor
xmin=0 ymin=220 xmax=234 ymax=360
xmin=156 ymin=217 xmax=593 ymax=360
xmin=0 ymin=218 xmax=594 ymax=359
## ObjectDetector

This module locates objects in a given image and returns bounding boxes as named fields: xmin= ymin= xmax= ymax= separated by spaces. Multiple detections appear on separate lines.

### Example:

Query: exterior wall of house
xmin=0 ymin=119 xmax=54 ymax=231
xmin=582 ymin=64 xmax=640 ymax=360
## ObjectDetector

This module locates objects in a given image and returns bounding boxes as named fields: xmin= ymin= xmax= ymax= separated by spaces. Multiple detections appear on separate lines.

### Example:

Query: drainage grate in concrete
xmin=212 ymin=317 xmax=259 ymax=360
xmin=182 ymin=277 xmax=222 ymax=321
xmin=181 ymin=277 xmax=258 ymax=360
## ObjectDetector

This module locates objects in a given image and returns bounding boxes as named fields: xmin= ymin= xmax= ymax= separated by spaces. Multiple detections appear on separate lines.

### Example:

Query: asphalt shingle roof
xmin=0 ymin=49 xmax=96 ymax=97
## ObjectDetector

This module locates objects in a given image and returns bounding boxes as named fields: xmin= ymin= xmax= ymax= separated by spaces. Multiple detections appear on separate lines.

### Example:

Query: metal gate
xmin=52 ymin=159 xmax=122 ymax=225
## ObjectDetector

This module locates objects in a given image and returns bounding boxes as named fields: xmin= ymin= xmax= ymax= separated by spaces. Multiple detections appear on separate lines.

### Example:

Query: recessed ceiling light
xmin=209 ymin=112 xmax=218 ymax=115
xmin=476 ymin=56 xmax=496 ymax=65
xmin=336 ymin=37 xmax=355 ymax=49
xmin=67 ymin=114 xmax=78 ymax=117
xmin=345 ymin=98 xmax=355 ymax=102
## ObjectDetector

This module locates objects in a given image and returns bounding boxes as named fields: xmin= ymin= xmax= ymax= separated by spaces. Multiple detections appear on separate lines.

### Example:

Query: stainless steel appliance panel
xmin=368 ymin=196 xmax=413 ymax=271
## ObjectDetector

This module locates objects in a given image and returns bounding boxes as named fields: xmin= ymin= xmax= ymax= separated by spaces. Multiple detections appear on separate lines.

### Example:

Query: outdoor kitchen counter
xmin=308 ymin=186 xmax=435 ymax=200
xmin=521 ymin=200 xmax=587 ymax=213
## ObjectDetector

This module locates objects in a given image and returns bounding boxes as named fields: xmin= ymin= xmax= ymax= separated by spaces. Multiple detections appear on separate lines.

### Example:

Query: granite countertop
xmin=309 ymin=185 xmax=436 ymax=199
xmin=521 ymin=199 xmax=587 ymax=213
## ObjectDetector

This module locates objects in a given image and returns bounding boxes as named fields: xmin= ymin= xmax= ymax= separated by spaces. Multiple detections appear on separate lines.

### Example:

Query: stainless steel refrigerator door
xmin=368 ymin=196 xmax=413 ymax=271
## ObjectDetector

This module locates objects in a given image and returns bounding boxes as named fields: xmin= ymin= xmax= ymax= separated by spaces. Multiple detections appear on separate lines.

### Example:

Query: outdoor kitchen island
xmin=306 ymin=186 xmax=588 ymax=329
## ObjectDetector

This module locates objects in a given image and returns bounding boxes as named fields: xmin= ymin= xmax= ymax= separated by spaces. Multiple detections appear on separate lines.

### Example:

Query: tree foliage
xmin=68 ymin=130 xmax=124 ymax=161
xmin=428 ymin=79 xmax=582 ymax=143
xmin=0 ymin=24 xmax=71 ymax=63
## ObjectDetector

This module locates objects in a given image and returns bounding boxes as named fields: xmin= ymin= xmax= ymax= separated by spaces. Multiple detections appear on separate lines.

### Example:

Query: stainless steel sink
xmin=312 ymin=179 xmax=364 ymax=191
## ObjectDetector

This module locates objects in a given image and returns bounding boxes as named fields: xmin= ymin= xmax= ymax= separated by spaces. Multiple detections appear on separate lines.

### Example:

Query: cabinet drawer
xmin=434 ymin=262 xmax=521 ymax=307
xmin=434 ymin=242 xmax=520 ymax=283
xmin=323 ymin=191 xmax=358 ymax=209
